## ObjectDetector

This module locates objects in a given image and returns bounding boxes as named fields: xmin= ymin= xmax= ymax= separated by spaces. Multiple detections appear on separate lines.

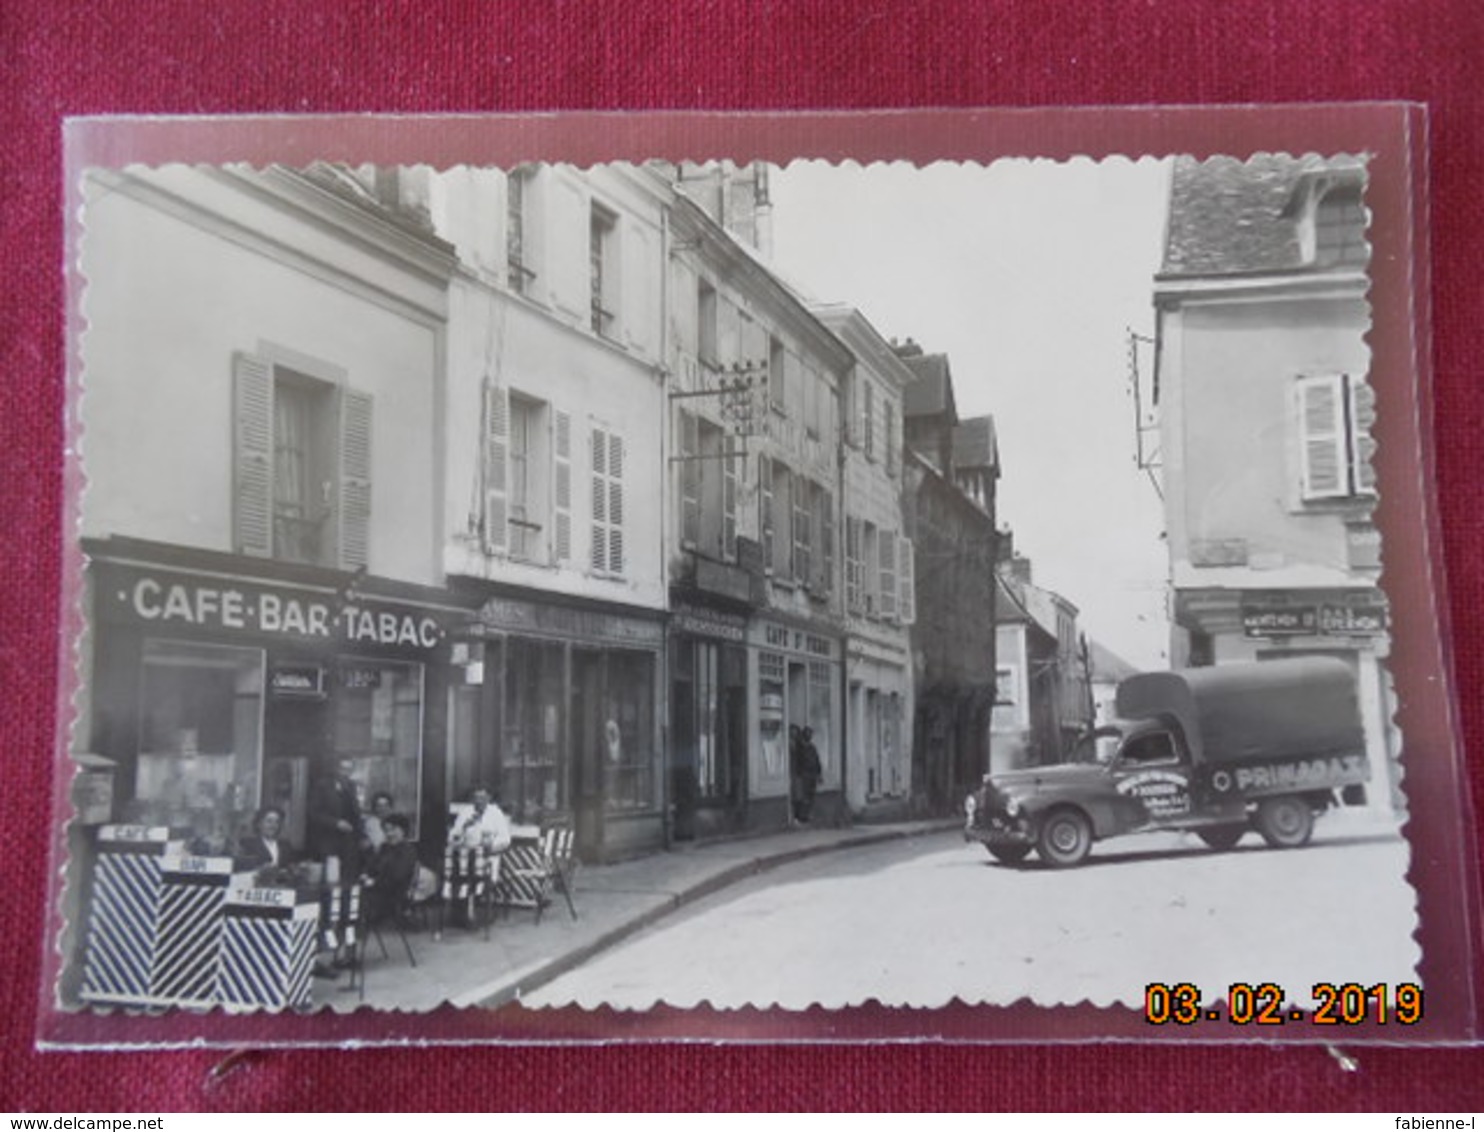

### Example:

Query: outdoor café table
xmin=217 ymin=881 xmax=321 ymax=1011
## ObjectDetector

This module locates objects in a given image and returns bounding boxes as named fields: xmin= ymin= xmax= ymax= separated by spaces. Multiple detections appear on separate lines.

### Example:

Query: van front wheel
xmin=1255 ymin=796 xmax=1314 ymax=848
xmin=1036 ymin=809 xmax=1093 ymax=867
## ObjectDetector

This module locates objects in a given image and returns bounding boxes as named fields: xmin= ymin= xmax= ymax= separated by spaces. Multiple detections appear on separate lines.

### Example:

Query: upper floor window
xmin=698 ymin=279 xmax=719 ymax=368
xmin=506 ymin=167 xmax=535 ymax=295
xmin=1297 ymin=372 xmax=1376 ymax=502
xmin=482 ymin=385 xmax=573 ymax=566
xmin=678 ymin=411 xmax=739 ymax=560
xmin=590 ymin=424 xmax=626 ymax=576
xmin=768 ymin=336 xmax=786 ymax=413
xmin=233 ymin=352 xmax=371 ymax=570
xmin=1314 ymin=183 xmax=1368 ymax=269
xmin=590 ymin=205 xmax=618 ymax=338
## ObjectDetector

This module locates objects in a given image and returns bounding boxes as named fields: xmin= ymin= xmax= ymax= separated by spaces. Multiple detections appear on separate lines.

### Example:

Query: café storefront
xmin=748 ymin=615 xmax=844 ymax=827
xmin=78 ymin=543 xmax=466 ymax=853
xmin=453 ymin=590 xmax=666 ymax=862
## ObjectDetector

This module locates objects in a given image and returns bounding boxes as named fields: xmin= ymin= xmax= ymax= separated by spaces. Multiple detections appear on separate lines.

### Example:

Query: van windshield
xmin=1068 ymin=727 xmax=1122 ymax=764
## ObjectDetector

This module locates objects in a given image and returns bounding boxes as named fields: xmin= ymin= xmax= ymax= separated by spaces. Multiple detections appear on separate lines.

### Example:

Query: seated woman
xmin=235 ymin=806 xmax=296 ymax=873
xmin=362 ymin=813 xmax=419 ymax=926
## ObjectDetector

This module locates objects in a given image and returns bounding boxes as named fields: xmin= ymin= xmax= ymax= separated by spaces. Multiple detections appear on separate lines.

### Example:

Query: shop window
xmin=602 ymin=650 xmax=656 ymax=812
xmin=759 ymin=651 xmax=787 ymax=779
xmin=133 ymin=640 xmax=265 ymax=846
xmin=331 ymin=659 xmax=424 ymax=838
xmin=1297 ymin=373 xmax=1376 ymax=501
xmin=675 ymin=641 xmax=746 ymax=804
xmin=234 ymin=353 xmax=372 ymax=570
xmin=808 ymin=660 xmax=833 ymax=778
xmin=502 ymin=638 xmax=567 ymax=819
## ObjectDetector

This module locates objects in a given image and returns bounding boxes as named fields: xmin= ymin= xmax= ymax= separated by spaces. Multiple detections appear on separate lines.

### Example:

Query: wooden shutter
xmin=607 ymin=431 xmax=624 ymax=574
xmin=863 ymin=382 xmax=876 ymax=460
xmin=793 ymin=473 xmax=810 ymax=585
xmin=821 ymin=487 xmax=835 ymax=594
xmin=759 ymin=453 xmax=774 ymax=574
xmin=1349 ymin=376 xmax=1377 ymax=494
xmin=879 ymin=531 xmax=897 ymax=620
xmin=897 ymin=536 xmax=915 ymax=625
xmin=845 ymin=517 xmax=862 ymax=613
xmin=1298 ymin=374 xmax=1347 ymax=500
xmin=680 ymin=412 xmax=701 ymax=547
xmin=483 ymin=382 xmax=510 ymax=553
xmin=233 ymin=352 xmax=275 ymax=558
xmin=590 ymin=425 xmax=608 ymax=572
xmin=722 ymin=448 xmax=738 ymax=558
xmin=337 ymin=388 xmax=373 ymax=570
xmin=553 ymin=408 xmax=572 ymax=563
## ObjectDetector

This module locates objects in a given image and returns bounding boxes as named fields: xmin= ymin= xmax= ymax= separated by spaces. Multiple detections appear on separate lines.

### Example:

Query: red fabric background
xmin=4 ymin=0 xmax=1484 ymax=1111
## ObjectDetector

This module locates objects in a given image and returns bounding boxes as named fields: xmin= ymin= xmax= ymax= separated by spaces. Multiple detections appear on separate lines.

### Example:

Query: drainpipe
xmin=658 ymin=201 xmax=673 ymax=851
xmin=837 ymin=370 xmax=850 ymax=824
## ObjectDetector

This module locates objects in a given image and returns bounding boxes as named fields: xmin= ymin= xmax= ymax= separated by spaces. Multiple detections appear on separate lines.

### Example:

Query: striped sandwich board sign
xmin=218 ymin=886 xmax=319 ymax=1012
xmin=80 ymin=826 xmax=180 ymax=1007
xmin=493 ymin=836 xmax=549 ymax=911
xmin=148 ymin=853 xmax=236 ymax=1009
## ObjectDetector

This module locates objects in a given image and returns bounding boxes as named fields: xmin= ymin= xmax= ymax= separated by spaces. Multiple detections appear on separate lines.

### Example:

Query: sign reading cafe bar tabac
xmin=100 ymin=564 xmax=448 ymax=652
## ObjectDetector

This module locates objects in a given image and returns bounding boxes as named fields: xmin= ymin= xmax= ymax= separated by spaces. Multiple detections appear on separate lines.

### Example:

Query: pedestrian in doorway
xmin=308 ymin=756 xmax=362 ymax=975
xmin=792 ymin=726 xmax=822 ymax=823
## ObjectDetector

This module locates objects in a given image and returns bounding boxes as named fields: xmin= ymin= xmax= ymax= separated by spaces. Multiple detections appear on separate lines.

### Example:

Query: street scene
xmin=56 ymin=146 xmax=1417 ymax=1025
xmin=525 ymin=816 xmax=1413 ymax=1012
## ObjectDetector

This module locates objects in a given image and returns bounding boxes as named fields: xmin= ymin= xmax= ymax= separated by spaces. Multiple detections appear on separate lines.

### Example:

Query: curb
xmin=460 ymin=820 xmax=960 ymax=1009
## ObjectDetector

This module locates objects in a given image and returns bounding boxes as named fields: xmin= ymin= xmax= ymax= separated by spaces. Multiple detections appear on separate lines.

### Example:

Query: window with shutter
xmin=879 ymin=531 xmax=897 ymax=620
xmin=233 ymin=353 xmax=275 ymax=559
xmin=897 ymin=536 xmax=915 ymax=625
xmin=845 ymin=516 xmax=862 ymax=613
xmin=793 ymin=476 xmax=811 ymax=585
xmin=590 ymin=426 xmax=625 ymax=576
xmin=863 ymin=382 xmax=876 ymax=461
xmin=484 ymin=382 xmax=510 ymax=553
xmin=820 ymin=487 xmax=835 ymax=594
xmin=680 ymin=411 xmax=701 ymax=547
xmin=552 ymin=408 xmax=572 ymax=563
xmin=862 ymin=522 xmax=878 ymax=616
xmin=1349 ymin=377 xmax=1377 ymax=495
xmin=759 ymin=453 xmax=774 ymax=573
xmin=1297 ymin=373 xmax=1374 ymax=501
xmin=722 ymin=448 xmax=738 ymax=559
xmin=337 ymin=389 xmax=373 ymax=571
xmin=234 ymin=351 xmax=370 ymax=570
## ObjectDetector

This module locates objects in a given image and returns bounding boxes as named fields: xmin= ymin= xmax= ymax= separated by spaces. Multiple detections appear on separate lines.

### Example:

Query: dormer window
xmin=1314 ymin=182 xmax=1368 ymax=268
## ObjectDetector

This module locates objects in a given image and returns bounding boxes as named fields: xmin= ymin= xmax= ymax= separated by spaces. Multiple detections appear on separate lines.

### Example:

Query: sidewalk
xmin=315 ymin=818 xmax=959 ymax=1012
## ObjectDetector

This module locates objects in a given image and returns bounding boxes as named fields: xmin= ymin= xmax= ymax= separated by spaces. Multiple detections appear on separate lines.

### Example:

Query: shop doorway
xmin=570 ymin=648 xmax=606 ymax=860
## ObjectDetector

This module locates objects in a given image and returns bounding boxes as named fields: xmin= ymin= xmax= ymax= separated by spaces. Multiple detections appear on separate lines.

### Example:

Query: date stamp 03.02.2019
xmin=1144 ymin=981 xmax=1424 ymax=1027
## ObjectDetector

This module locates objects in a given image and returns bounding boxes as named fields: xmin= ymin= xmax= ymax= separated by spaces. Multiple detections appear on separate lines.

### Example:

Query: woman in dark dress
xmin=362 ymin=813 xmax=418 ymax=926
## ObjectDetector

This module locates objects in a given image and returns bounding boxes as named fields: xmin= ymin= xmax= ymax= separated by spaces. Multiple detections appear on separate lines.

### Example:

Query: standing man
xmin=308 ymin=756 xmax=362 ymax=973
xmin=791 ymin=726 xmax=822 ymax=823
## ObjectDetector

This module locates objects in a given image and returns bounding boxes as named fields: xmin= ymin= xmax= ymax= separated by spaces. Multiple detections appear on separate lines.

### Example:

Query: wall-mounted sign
xmin=1241 ymin=599 xmax=1388 ymax=639
xmin=100 ymin=564 xmax=447 ymax=652
xmin=270 ymin=663 xmax=326 ymax=697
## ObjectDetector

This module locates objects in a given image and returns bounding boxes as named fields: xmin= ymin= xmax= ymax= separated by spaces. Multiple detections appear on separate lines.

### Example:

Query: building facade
xmin=813 ymin=306 xmax=916 ymax=818
xmin=1154 ymin=154 xmax=1398 ymax=812
xmin=430 ymin=163 xmax=672 ymax=860
xmin=665 ymin=185 xmax=854 ymax=836
xmin=897 ymin=346 xmax=1001 ymax=814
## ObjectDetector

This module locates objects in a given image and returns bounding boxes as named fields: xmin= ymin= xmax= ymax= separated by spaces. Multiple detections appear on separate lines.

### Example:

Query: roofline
xmin=810 ymin=303 xmax=917 ymax=392
xmin=667 ymin=193 xmax=854 ymax=373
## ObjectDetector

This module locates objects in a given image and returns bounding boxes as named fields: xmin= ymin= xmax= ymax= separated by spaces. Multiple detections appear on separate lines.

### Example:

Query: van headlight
xmin=1005 ymin=797 xmax=1022 ymax=818
xmin=964 ymin=795 xmax=977 ymax=819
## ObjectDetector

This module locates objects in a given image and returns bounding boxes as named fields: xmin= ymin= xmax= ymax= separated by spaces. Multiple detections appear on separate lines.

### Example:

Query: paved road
xmin=524 ymin=814 xmax=1417 ymax=1012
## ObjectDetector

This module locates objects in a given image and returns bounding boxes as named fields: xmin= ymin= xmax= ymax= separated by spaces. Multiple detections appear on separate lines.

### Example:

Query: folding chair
xmin=540 ymin=824 xmax=579 ymax=923
xmin=346 ymin=883 xmax=417 ymax=1001
xmin=439 ymin=841 xmax=500 ymax=939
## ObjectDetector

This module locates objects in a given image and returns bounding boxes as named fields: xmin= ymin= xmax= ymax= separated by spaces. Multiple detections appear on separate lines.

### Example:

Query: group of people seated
xmin=232 ymin=777 xmax=516 ymax=952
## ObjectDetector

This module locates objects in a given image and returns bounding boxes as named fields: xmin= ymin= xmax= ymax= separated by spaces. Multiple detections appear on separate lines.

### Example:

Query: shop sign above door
xmin=101 ymin=565 xmax=447 ymax=652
